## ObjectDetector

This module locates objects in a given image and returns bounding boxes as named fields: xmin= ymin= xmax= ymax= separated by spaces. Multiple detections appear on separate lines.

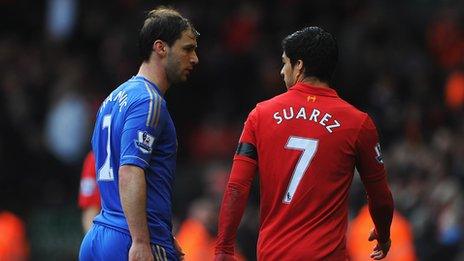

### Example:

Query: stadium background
xmin=1 ymin=0 xmax=464 ymax=260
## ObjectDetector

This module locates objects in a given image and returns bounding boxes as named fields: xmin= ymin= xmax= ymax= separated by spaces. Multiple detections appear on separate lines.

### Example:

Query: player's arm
xmin=355 ymin=115 xmax=394 ymax=260
xmin=215 ymin=156 xmax=257 ymax=259
xmin=119 ymin=93 xmax=164 ymax=261
xmin=119 ymin=165 xmax=153 ymax=261
xmin=215 ymin=108 xmax=258 ymax=261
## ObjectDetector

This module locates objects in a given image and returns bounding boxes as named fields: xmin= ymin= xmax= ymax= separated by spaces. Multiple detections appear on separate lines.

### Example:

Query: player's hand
xmin=173 ymin=237 xmax=185 ymax=260
xmin=214 ymin=253 xmax=236 ymax=261
xmin=128 ymin=241 xmax=154 ymax=261
xmin=368 ymin=228 xmax=391 ymax=260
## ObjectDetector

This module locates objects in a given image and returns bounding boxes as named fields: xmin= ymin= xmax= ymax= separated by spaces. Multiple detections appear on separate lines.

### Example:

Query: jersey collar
xmin=132 ymin=75 xmax=164 ymax=97
xmin=290 ymin=82 xmax=338 ymax=97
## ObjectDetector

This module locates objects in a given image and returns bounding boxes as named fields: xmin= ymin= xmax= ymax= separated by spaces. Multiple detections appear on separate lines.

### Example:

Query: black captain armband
xmin=236 ymin=142 xmax=257 ymax=160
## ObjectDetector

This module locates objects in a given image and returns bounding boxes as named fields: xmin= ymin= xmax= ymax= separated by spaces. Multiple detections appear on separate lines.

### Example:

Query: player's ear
xmin=296 ymin=60 xmax=304 ymax=72
xmin=153 ymin=40 xmax=167 ymax=57
xmin=295 ymin=59 xmax=305 ymax=78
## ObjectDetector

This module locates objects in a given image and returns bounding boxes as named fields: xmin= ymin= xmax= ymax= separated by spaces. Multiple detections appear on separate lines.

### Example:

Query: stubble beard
xmin=166 ymin=54 xmax=184 ymax=85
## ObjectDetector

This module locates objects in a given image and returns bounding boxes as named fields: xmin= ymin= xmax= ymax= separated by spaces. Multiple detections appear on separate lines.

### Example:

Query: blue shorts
xmin=79 ymin=223 xmax=179 ymax=261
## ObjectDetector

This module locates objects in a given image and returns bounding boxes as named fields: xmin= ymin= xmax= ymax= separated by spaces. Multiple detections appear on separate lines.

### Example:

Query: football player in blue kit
xmin=79 ymin=7 xmax=199 ymax=261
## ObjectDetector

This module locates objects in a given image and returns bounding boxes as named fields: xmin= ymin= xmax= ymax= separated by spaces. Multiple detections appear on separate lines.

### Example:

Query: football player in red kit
xmin=78 ymin=151 xmax=101 ymax=232
xmin=215 ymin=26 xmax=394 ymax=261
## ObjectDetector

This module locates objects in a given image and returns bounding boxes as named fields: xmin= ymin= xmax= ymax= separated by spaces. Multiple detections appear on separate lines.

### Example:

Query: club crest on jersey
xmin=374 ymin=143 xmax=384 ymax=164
xmin=135 ymin=131 xmax=155 ymax=154
xmin=307 ymin=95 xmax=317 ymax=102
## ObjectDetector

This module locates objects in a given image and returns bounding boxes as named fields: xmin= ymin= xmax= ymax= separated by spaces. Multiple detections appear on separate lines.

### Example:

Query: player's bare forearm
xmin=119 ymin=165 xmax=151 ymax=244
xmin=216 ymin=158 xmax=256 ymax=256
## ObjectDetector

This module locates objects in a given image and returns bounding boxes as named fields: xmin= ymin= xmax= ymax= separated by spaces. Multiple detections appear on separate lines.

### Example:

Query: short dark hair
xmin=282 ymin=26 xmax=338 ymax=83
xmin=139 ymin=7 xmax=199 ymax=62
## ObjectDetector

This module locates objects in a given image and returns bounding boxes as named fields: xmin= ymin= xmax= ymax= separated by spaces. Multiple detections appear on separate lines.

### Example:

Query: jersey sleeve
xmin=216 ymin=110 xmax=259 ymax=255
xmin=78 ymin=151 xmax=101 ymax=209
xmin=355 ymin=115 xmax=386 ymax=183
xmin=234 ymin=107 xmax=258 ymax=164
xmin=119 ymin=93 xmax=164 ymax=170
xmin=355 ymin=115 xmax=394 ymax=243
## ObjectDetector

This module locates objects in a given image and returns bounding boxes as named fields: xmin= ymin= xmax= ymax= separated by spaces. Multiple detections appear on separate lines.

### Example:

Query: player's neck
xmin=299 ymin=77 xmax=330 ymax=89
xmin=137 ymin=62 xmax=169 ymax=95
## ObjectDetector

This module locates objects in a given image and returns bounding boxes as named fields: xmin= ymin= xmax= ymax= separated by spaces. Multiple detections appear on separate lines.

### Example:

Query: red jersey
xmin=78 ymin=151 xmax=101 ymax=209
xmin=216 ymin=82 xmax=391 ymax=260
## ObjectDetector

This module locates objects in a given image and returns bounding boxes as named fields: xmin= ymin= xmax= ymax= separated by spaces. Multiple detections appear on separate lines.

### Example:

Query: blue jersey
xmin=92 ymin=75 xmax=177 ymax=248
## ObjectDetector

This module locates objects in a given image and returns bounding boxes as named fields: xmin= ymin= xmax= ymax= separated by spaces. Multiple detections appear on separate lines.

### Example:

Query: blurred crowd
xmin=1 ymin=0 xmax=464 ymax=260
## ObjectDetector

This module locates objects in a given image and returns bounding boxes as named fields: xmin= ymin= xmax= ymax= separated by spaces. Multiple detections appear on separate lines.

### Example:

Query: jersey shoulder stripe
xmin=152 ymin=87 xmax=162 ymax=128
xmin=143 ymin=82 xmax=162 ymax=128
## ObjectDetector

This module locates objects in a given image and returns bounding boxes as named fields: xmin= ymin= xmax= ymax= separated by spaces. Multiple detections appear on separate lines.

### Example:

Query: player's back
xmin=91 ymin=76 xmax=178 ymax=248
xmin=254 ymin=82 xmax=367 ymax=260
xmin=92 ymin=78 xmax=146 ymax=219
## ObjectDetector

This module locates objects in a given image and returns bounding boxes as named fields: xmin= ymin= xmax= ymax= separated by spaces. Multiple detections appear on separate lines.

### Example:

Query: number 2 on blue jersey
xmin=98 ymin=114 xmax=114 ymax=181
xmin=283 ymin=136 xmax=319 ymax=204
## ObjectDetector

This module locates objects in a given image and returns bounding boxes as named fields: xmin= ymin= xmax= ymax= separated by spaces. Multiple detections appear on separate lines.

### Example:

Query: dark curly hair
xmin=282 ymin=26 xmax=338 ymax=83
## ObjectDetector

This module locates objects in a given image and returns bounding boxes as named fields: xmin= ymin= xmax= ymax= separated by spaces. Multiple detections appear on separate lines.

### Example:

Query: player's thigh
xmin=79 ymin=224 xmax=131 ymax=261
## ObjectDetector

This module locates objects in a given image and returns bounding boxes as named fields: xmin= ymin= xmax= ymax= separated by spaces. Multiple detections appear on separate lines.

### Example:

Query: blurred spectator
xmin=44 ymin=60 xmax=91 ymax=164
xmin=176 ymin=198 xmax=216 ymax=261
xmin=222 ymin=2 xmax=261 ymax=55
xmin=427 ymin=9 xmax=464 ymax=69
xmin=202 ymin=163 xmax=231 ymax=201
xmin=445 ymin=71 xmax=464 ymax=111
xmin=188 ymin=120 xmax=240 ymax=162
xmin=44 ymin=91 xmax=91 ymax=163
xmin=0 ymin=211 xmax=29 ymax=261
xmin=46 ymin=0 xmax=77 ymax=41
xmin=176 ymin=198 xmax=246 ymax=261
xmin=347 ymin=205 xmax=417 ymax=261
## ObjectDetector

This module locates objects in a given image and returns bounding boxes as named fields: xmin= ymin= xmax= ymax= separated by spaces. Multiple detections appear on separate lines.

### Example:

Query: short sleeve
xmin=119 ymin=93 xmax=164 ymax=170
xmin=355 ymin=115 xmax=386 ymax=184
